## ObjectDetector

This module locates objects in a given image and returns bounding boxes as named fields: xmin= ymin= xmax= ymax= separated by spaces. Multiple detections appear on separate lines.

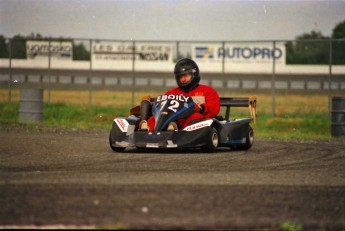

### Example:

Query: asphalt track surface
xmin=0 ymin=125 xmax=344 ymax=230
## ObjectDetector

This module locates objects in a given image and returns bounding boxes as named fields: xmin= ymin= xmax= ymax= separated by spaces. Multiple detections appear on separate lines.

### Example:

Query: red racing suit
xmin=147 ymin=84 xmax=220 ymax=131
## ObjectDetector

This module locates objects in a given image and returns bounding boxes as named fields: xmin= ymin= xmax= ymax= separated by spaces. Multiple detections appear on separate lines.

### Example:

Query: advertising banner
xmin=26 ymin=40 xmax=73 ymax=60
xmin=92 ymin=42 xmax=173 ymax=70
xmin=192 ymin=43 xmax=286 ymax=73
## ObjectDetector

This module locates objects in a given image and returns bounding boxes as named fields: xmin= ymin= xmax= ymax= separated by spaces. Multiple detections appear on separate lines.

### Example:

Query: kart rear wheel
xmin=241 ymin=126 xmax=254 ymax=150
xmin=230 ymin=126 xmax=254 ymax=151
xmin=109 ymin=133 xmax=126 ymax=152
xmin=201 ymin=127 xmax=219 ymax=153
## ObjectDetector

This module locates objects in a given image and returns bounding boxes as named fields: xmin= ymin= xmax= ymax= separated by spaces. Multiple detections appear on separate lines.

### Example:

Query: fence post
xmin=131 ymin=41 xmax=136 ymax=107
xmin=272 ymin=41 xmax=276 ymax=117
xmin=8 ymin=38 xmax=12 ymax=103
xmin=328 ymin=39 xmax=333 ymax=114
xmin=48 ymin=38 xmax=51 ymax=104
xmin=221 ymin=41 xmax=225 ymax=97
xmin=88 ymin=39 xmax=93 ymax=105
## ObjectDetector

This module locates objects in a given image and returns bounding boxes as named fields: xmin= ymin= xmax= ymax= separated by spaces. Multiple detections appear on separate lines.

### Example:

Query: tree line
xmin=0 ymin=20 xmax=344 ymax=64
xmin=285 ymin=20 xmax=345 ymax=64
xmin=0 ymin=33 xmax=90 ymax=60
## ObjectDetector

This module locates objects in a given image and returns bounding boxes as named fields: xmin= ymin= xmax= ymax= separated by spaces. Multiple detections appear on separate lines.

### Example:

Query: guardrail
xmin=1 ymin=70 xmax=344 ymax=92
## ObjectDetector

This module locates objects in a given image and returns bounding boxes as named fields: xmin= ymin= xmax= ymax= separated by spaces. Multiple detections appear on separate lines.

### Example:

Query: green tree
xmin=73 ymin=42 xmax=90 ymax=61
xmin=285 ymin=30 xmax=329 ymax=64
xmin=332 ymin=20 xmax=345 ymax=38
xmin=11 ymin=35 xmax=27 ymax=59
xmin=0 ymin=35 xmax=9 ymax=58
xmin=331 ymin=20 xmax=345 ymax=64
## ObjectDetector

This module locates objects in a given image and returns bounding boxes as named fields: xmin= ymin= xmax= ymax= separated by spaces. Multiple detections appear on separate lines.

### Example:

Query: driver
xmin=140 ymin=58 xmax=220 ymax=131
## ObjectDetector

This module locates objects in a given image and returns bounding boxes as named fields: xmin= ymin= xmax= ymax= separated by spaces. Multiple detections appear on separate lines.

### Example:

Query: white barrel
xmin=19 ymin=89 xmax=44 ymax=122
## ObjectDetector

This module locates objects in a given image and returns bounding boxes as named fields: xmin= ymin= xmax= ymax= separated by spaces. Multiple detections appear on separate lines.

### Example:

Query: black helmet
xmin=174 ymin=58 xmax=200 ymax=92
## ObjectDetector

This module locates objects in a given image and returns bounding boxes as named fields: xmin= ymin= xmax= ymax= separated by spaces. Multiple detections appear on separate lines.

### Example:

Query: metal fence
xmin=0 ymin=37 xmax=345 ymax=116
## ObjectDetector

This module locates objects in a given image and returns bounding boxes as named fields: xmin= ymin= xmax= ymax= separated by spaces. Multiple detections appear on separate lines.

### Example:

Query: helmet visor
xmin=175 ymin=68 xmax=196 ymax=78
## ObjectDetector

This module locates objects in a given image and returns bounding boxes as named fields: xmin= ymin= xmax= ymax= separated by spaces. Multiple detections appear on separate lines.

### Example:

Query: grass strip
xmin=0 ymin=102 xmax=336 ymax=140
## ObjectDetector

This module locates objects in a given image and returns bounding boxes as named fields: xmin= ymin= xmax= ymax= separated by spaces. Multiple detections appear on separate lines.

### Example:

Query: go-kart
xmin=109 ymin=95 xmax=257 ymax=153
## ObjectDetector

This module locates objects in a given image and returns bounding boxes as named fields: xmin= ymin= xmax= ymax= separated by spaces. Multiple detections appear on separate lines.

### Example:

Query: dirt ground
xmin=0 ymin=124 xmax=344 ymax=230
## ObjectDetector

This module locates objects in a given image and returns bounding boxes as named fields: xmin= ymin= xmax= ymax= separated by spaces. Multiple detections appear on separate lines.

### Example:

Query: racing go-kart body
xmin=109 ymin=95 xmax=257 ymax=153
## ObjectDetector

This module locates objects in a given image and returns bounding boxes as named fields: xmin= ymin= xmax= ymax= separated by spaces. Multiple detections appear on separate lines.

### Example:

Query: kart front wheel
xmin=109 ymin=133 xmax=126 ymax=152
xmin=201 ymin=127 xmax=219 ymax=153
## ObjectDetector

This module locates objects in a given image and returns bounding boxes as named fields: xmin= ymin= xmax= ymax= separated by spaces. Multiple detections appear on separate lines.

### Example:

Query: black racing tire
xmin=201 ymin=127 xmax=219 ymax=153
xmin=241 ymin=126 xmax=254 ymax=150
xmin=230 ymin=126 xmax=254 ymax=151
xmin=109 ymin=133 xmax=126 ymax=152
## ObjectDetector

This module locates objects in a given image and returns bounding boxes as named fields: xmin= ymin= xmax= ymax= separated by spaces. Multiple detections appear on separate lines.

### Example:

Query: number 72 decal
xmin=159 ymin=100 xmax=180 ymax=112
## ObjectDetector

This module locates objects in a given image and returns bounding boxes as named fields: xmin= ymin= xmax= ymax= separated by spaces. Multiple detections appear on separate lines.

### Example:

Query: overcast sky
xmin=1 ymin=0 xmax=345 ymax=41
